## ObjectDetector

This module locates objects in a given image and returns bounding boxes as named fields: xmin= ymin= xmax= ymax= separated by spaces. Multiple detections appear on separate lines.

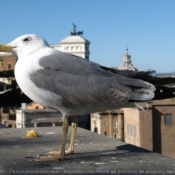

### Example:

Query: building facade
xmin=91 ymin=98 xmax=175 ymax=158
xmin=0 ymin=56 xmax=16 ymax=71
xmin=91 ymin=110 xmax=124 ymax=140
xmin=125 ymin=98 xmax=175 ymax=158
xmin=119 ymin=48 xmax=138 ymax=71
xmin=50 ymin=25 xmax=90 ymax=60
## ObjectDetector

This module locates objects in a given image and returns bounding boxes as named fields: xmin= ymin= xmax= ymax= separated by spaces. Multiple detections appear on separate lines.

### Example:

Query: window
xmin=134 ymin=126 xmax=136 ymax=137
xmin=165 ymin=114 xmax=173 ymax=125
xmin=114 ymin=121 xmax=117 ymax=128
xmin=127 ymin=124 xmax=129 ymax=134
xmin=8 ymin=63 xmax=12 ymax=69
xmin=104 ymin=131 xmax=107 ymax=135
xmin=127 ymin=124 xmax=136 ymax=137
xmin=114 ymin=133 xmax=117 ymax=139
xmin=104 ymin=121 xmax=107 ymax=126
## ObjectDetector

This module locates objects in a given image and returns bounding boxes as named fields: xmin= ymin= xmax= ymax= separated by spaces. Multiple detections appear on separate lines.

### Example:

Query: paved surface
xmin=0 ymin=127 xmax=175 ymax=175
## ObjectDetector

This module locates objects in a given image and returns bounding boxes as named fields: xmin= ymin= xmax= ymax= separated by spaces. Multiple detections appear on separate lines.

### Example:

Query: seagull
xmin=0 ymin=34 xmax=174 ymax=161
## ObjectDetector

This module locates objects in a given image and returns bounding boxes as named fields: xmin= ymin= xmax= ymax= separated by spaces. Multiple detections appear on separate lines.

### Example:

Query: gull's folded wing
xmin=99 ymin=67 xmax=175 ymax=100
xmin=29 ymin=50 xmax=155 ymax=109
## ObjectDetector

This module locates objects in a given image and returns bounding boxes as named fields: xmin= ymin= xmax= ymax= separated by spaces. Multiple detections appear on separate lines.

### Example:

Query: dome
xmin=61 ymin=35 xmax=90 ymax=44
xmin=118 ymin=49 xmax=138 ymax=71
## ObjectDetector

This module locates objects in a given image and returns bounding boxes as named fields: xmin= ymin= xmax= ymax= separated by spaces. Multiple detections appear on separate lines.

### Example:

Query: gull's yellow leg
xmin=47 ymin=115 xmax=78 ymax=156
xmin=36 ymin=116 xmax=69 ymax=161
xmin=65 ymin=115 xmax=78 ymax=155
xmin=60 ymin=116 xmax=69 ymax=160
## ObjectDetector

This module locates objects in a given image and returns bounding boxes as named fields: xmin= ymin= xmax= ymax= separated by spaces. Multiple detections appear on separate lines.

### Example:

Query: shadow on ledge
xmin=117 ymin=144 xmax=152 ymax=153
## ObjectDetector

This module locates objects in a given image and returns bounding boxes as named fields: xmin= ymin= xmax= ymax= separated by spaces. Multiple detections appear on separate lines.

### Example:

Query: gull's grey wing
xmin=30 ymin=50 xmax=155 ymax=108
xmin=39 ymin=50 xmax=153 ymax=89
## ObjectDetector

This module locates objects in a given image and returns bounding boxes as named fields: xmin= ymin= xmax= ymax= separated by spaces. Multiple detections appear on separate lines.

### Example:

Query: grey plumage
xmin=29 ymin=50 xmax=155 ymax=115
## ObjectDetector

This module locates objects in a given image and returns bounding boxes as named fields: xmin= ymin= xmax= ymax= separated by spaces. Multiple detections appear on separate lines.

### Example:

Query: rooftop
xmin=61 ymin=35 xmax=90 ymax=44
xmin=119 ymin=49 xmax=138 ymax=71
xmin=0 ymin=127 xmax=175 ymax=174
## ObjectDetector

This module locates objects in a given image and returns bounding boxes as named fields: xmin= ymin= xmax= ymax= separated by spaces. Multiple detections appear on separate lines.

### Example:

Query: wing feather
xmin=30 ymin=50 xmax=155 ymax=108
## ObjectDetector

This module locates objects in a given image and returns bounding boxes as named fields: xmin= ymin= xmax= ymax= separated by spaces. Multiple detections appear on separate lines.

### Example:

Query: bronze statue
xmin=70 ymin=23 xmax=83 ymax=36
xmin=72 ymin=23 xmax=77 ymax=33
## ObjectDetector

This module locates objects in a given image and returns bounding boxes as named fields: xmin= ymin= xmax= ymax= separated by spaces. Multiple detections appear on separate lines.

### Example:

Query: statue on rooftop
xmin=72 ymin=23 xmax=77 ymax=33
xmin=70 ymin=23 xmax=83 ymax=36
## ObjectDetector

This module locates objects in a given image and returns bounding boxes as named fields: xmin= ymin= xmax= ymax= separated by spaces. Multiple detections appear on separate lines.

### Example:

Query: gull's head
xmin=0 ymin=34 xmax=50 ymax=58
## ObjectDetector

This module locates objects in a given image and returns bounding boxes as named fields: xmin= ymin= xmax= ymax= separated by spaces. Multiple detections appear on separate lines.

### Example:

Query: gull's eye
xmin=23 ymin=38 xmax=30 ymax=42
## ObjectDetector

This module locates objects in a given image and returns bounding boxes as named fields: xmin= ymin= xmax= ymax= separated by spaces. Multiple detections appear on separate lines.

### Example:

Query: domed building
xmin=119 ymin=48 xmax=138 ymax=71
xmin=50 ymin=24 xmax=90 ymax=60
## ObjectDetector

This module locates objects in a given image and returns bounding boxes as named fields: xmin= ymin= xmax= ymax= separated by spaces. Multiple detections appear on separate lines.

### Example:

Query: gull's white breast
xmin=14 ymin=49 xmax=63 ymax=110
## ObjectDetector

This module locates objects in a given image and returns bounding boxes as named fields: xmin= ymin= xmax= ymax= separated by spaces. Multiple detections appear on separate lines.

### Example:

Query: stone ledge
xmin=0 ymin=127 xmax=175 ymax=175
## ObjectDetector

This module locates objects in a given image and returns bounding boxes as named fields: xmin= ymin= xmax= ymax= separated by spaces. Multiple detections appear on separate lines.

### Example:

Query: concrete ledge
xmin=0 ymin=127 xmax=175 ymax=175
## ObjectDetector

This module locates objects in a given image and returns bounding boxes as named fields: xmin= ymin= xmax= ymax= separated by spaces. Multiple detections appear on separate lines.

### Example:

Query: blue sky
xmin=1 ymin=0 xmax=175 ymax=73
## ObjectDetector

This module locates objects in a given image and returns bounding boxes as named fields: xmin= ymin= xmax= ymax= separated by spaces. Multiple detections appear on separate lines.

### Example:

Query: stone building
xmin=16 ymin=109 xmax=62 ymax=128
xmin=50 ymin=24 xmax=90 ymax=60
xmin=124 ymin=98 xmax=175 ymax=158
xmin=0 ymin=107 xmax=16 ymax=128
xmin=0 ymin=56 xmax=16 ymax=71
xmin=91 ymin=110 xmax=124 ymax=140
xmin=91 ymin=98 xmax=175 ymax=158
xmin=119 ymin=48 xmax=138 ymax=71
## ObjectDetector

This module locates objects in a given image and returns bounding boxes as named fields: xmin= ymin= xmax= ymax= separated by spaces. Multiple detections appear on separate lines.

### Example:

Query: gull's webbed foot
xmin=35 ymin=115 xmax=77 ymax=162
xmin=47 ymin=149 xmax=73 ymax=156
xmin=65 ymin=147 xmax=74 ymax=155
xmin=47 ymin=150 xmax=60 ymax=155
xmin=35 ymin=153 xmax=61 ymax=161
xmin=35 ymin=116 xmax=69 ymax=162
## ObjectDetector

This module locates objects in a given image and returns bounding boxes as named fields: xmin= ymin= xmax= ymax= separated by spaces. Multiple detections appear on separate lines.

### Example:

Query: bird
xmin=0 ymin=34 xmax=175 ymax=161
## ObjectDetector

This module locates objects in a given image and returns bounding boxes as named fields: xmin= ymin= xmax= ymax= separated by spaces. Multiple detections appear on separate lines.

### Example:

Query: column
xmin=98 ymin=115 xmax=102 ymax=134
xmin=109 ymin=113 xmax=114 ymax=138
xmin=117 ymin=113 xmax=124 ymax=139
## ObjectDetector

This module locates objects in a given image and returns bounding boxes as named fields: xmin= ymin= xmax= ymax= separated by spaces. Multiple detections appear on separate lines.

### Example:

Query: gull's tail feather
xmin=101 ymin=67 xmax=175 ymax=101
xmin=130 ymin=70 xmax=175 ymax=100
xmin=130 ymin=87 xmax=155 ymax=101
xmin=116 ymin=74 xmax=156 ymax=101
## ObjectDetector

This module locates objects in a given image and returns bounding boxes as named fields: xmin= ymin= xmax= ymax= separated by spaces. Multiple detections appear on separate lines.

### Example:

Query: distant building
xmin=0 ymin=56 xmax=16 ymax=71
xmin=91 ymin=110 xmax=124 ymax=140
xmin=50 ymin=24 xmax=90 ymax=60
xmin=119 ymin=48 xmax=138 ymax=71
xmin=0 ymin=107 xmax=16 ymax=128
xmin=124 ymin=98 xmax=175 ymax=158
xmin=91 ymin=98 xmax=175 ymax=158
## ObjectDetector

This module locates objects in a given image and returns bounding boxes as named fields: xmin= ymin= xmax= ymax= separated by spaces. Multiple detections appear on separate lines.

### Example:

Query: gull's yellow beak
xmin=0 ymin=44 xmax=16 ymax=52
